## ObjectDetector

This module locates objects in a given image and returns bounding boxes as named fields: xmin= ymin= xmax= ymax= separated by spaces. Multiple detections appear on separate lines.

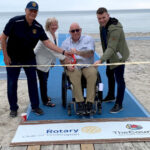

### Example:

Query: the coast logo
xmin=113 ymin=124 xmax=150 ymax=136
xmin=81 ymin=126 xmax=101 ymax=134
xmin=126 ymin=124 xmax=143 ymax=130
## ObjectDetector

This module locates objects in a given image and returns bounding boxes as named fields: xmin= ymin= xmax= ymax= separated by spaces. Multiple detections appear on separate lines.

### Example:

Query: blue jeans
xmin=6 ymin=58 xmax=39 ymax=111
xmin=106 ymin=65 xmax=125 ymax=106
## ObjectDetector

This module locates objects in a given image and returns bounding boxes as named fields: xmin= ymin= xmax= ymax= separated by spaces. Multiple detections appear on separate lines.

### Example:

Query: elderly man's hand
xmin=71 ymin=48 xmax=77 ymax=54
xmin=67 ymin=66 xmax=75 ymax=72
xmin=63 ymin=57 xmax=71 ymax=64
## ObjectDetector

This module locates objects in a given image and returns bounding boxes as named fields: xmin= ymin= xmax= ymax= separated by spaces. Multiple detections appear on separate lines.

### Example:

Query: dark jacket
xmin=100 ymin=18 xmax=130 ymax=69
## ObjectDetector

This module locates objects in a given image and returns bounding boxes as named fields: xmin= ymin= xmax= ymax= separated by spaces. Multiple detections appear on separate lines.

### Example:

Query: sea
xmin=0 ymin=9 xmax=150 ymax=34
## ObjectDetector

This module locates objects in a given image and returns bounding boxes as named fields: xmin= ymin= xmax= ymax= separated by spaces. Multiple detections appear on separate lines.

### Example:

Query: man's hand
xmin=67 ymin=66 xmax=75 ymax=72
xmin=71 ymin=48 xmax=94 ymax=58
xmin=71 ymin=48 xmax=78 ymax=54
xmin=62 ymin=57 xmax=71 ymax=64
xmin=64 ymin=51 xmax=73 ymax=57
xmin=1 ymin=33 xmax=11 ymax=65
xmin=94 ymin=60 xmax=102 ymax=67
xmin=4 ymin=54 xmax=11 ymax=65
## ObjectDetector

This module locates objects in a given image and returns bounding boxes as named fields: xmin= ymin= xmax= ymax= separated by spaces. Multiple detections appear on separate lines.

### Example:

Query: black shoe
xmin=110 ymin=104 xmax=123 ymax=113
xmin=86 ymin=102 xmax=93 ymax=114
xmin=32 ymin=107 xmax=44 ymax=115
xmin=76 ymin=102 xmax=85 ymax=115
xmin=103 ymin=95 xmax=115 ymax=102
xmin=10 ymin=110 xmax=17 ymax=118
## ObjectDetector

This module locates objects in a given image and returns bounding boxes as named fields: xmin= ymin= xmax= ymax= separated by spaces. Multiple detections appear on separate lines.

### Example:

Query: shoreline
xmin=87 ymin=32 xmax=150 ymax=38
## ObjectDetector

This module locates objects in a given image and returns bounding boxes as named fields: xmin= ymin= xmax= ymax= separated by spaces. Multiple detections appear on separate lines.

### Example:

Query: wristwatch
xmin=62 ymin=50 xmax=65 ymax=55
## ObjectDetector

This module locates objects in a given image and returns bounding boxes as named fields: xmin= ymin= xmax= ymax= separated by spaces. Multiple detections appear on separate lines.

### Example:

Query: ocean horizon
xmin=0 ymin=8 xmax=150 ymax=13
xmin=0 ymin=9 xmax=150 ymax=33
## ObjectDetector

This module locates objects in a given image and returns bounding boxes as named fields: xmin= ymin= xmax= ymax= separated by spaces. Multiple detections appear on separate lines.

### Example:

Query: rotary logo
xmin=32 ymin=29 xmax=37 ymax=34
xmin=32 ymin=2 xmax=37 ymax=7
xmin=81 ymin=126 xmax=101 ymax=134
xmin=126 ymin=124 xmax=143 ymax=130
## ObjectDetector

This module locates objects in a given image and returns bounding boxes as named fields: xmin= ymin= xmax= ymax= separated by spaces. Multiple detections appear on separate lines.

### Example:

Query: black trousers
xmin=37 ymin=69 xmax=49 ymax=104
xmin=6 ymin=58 xmax=39 ymax=111
xmin=106 ymin=65 xmax=125 ymax=106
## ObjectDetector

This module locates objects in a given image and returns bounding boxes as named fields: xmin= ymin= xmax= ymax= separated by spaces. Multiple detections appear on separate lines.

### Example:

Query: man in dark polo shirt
xmin=1 ymin=1 xmax=71 ymax=117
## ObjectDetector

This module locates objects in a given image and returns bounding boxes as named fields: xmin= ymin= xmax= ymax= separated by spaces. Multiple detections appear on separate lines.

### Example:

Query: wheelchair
xmin=61 ymin=70 xmax=103 ymax=116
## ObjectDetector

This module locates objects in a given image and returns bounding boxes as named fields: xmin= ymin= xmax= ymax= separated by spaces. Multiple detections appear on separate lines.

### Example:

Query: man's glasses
xmin=70 ymin=29 xmax=80 ymax=33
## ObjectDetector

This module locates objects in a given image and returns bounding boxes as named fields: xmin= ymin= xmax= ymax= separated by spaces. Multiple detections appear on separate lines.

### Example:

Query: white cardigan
xmin=34 ymin=31 xmax=65 ymax=72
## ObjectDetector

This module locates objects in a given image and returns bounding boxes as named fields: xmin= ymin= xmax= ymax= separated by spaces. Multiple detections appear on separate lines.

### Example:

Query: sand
xmin=0 ymin=32 xmax=150 ymax=147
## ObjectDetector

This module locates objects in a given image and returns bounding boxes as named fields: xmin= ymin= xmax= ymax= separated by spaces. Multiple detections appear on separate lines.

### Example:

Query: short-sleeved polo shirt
xmin=3 ymin=15 xmax=48 ymax=62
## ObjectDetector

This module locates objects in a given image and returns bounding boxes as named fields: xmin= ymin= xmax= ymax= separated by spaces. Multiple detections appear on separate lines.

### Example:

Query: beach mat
xmin=0 ymin=50 xmax=4 ymax=66
xmin=0 ymin=50 xmax=7 ymax=80
xmin=11 ymin=33 xmax=150 ymax=146
xmin=27 ymin=34 xmax=150 ymax=121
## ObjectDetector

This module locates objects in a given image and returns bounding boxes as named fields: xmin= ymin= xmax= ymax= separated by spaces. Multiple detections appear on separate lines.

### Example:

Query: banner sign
xmin=11 ymin=120 xmax=150 ymax=145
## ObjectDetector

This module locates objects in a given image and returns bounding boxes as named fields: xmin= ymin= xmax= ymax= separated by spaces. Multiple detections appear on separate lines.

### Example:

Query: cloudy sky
xmin=0 ymin=0 xmax=150 ymax=12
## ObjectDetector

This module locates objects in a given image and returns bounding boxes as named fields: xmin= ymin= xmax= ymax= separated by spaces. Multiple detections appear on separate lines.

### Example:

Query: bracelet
xmin=62 ymin=50 xmax=65 ymax=55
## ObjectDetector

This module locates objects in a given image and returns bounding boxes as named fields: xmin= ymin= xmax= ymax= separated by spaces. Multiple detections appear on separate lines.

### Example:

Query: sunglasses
xmin=70 ymin=29 xmax=80 ymax=33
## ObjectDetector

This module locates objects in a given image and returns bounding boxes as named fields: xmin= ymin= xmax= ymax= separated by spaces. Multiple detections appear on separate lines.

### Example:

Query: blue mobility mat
xmin=0 ymin=50 xmax=7 ymax=80
xmin=0 ymin=50 xmax=5 ymax=66
xmin=27 ymin=33 xmax=150 ymax=120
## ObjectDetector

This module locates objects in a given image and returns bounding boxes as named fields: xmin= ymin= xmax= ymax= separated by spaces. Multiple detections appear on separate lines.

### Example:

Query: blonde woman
xmin=34 ymin=18 xmax=65 ymax=107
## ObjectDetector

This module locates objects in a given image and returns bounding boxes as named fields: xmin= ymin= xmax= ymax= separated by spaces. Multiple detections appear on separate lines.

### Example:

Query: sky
xmin=0 ymin=0 xmax=150 ymax=12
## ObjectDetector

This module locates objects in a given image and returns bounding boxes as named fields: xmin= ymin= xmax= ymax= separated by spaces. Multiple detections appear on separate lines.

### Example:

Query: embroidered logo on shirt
xmin=32 ymin=29 xmax=37 ymax=34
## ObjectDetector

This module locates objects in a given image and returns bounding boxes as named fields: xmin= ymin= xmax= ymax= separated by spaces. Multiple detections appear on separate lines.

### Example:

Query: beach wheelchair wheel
xmin=67 ymin=104 xmax=72 ymax=116
xmin=97 ymin=101 xmax=102 ymax=114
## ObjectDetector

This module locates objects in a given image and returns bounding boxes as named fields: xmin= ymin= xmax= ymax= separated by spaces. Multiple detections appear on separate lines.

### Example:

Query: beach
xmin=0 ymin=32 xmax=150 ymax=148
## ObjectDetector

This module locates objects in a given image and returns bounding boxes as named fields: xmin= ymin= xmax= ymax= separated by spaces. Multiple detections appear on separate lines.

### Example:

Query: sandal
xmin=44 ymin=101 xmax=55 ymax=107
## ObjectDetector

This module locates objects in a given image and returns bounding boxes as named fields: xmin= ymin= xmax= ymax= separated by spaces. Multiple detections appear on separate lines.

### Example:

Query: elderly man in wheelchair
xmin=61 ymin=23 xmax=102 ymax=116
